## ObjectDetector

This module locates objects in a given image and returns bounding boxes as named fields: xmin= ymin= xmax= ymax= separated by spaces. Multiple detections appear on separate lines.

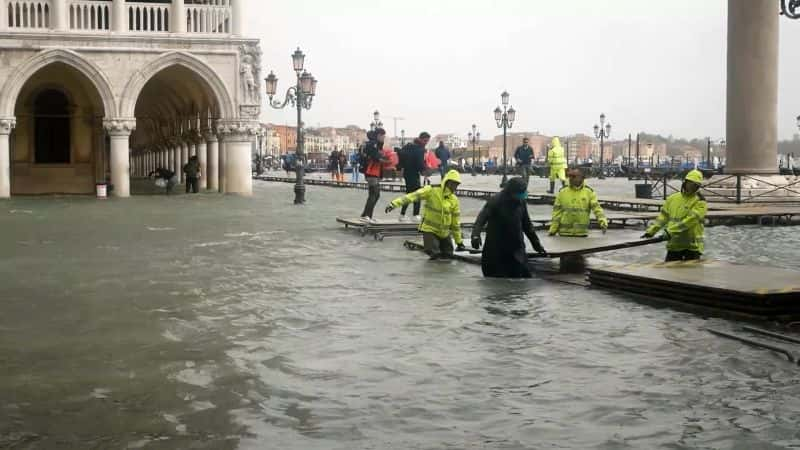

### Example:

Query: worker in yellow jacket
xmin=546 ymin=137 xmax=567 ymax=194
xmin=386 ymin=169 xmax=465 ymax=259
xmin=549 ymin=168 xmax=608 ymax=237
xmin=643 ymin=169 xmax=707 ymax=261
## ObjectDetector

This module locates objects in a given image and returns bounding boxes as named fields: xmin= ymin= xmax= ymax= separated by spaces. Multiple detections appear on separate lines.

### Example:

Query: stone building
xmin=0 ymin=0 xmax=261 ymax=197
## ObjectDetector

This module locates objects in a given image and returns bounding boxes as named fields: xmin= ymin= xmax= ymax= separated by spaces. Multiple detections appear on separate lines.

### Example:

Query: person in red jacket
xmin=359 ymin=128 xmax=388 ymax=223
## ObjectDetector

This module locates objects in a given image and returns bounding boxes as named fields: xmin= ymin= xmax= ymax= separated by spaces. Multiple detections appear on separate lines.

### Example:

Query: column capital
xmin=104 ymin=118 xmax=137 ymax=136
xmin=216 ymin=120 xmax=259 ymax=142
xmin=202 ymin=129 xmax=218 ymax=142
xmin=0 ymin=118 xmax=16 ymax=135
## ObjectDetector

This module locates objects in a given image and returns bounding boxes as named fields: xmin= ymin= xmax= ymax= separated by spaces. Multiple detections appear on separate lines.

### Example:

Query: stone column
xmin=217 ymin=120 xmax=257 ymax=195
xmin=104 ymin=119 xmax=136 ymax=198
xmin=206 ymin=133 xmax=219 ymax=191
xmin=726 ymin=0 xmax=779 ymax=174
xmin=181 ymin=141 xmax=189 ymax=181
xmin=231 ymin=0 xmax=244 ymax=35
xmin=172 ymin=0 xmax=186 ymax=33
xmin=173 ymin=145 xmax=181 ymax=183
xmin=0 ymin=118 xmax=15 ymax=198
xmin=218 ymin=142 xmax=227 ymax=193
xmin=169 ymin=147 xmax=176 ymax=178
xmin=52 ymin=0 xmax=67 ymax=31
xmin=197 ymin=135 xmax=208 ymax=190
xmin=112 ymin=0 xmax=126 ymax=32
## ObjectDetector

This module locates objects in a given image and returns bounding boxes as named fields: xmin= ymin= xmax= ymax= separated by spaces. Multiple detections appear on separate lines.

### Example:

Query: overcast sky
xmin=246 ymin=0 xmax=800 ymax=141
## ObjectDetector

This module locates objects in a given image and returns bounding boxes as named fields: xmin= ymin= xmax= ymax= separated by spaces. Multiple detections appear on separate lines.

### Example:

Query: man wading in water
xmin=385 ymin=169 xmax=466 ymax=259
xmin=471 ymin=177 xmax=546 ymax=278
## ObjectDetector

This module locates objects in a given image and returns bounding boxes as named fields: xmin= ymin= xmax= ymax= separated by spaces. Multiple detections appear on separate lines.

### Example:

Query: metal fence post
xmin=736 ymin=175 xmax=742 ymax=204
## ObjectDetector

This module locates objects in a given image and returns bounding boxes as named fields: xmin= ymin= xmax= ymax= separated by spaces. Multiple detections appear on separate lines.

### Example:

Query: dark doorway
xmin=34 ymin=89 xmax=71 ymax=164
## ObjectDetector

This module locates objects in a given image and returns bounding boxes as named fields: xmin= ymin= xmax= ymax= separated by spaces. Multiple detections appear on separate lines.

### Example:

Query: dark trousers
xmin=185 ymin=177 xmax=199 ymax=193
xmin=439 ymin=163 xmax=448 ymax=178
xmin=360 ymin=176 xmax=381 ymax=218
xmin=401 ymin=175 xmax=421 ymax=216
xmin=423 ymin=232 xmax=454 ymax=259
xmin=665 ymin=250 xmax=702 ymax=262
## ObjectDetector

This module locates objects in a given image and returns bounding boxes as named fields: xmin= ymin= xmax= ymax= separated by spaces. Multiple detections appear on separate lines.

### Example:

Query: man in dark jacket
xmin=182 ymin=155 xmax=201 ymax=194
xmin=397 ymin=132 xmax=430 ymax=222
xmin=148 ymin=167 xmax=177 ymax=195
xmin=434 ymin=141 xmax=450 ymax=178
xmin=514 ymin=137 xmax=534 ymax=185
xmin=470 ymin=177 xmax=547 ymax=278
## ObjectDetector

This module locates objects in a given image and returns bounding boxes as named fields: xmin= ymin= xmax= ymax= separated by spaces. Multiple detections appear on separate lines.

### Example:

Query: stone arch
xmin=0 ymin=48 xmax=116 ymax=118
xmin=120 ymin=51 xmax=235 ymax=119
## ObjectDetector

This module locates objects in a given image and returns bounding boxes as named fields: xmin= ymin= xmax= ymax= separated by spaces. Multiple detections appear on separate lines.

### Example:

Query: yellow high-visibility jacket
xmin=390 ymin=170 xmax=463 ymax=244
xmin=547 ymin=137 xmax=567 ymax=170
xmin=646 ymin=192 xmax=707 ymax=253
xmin=549 ymin=182 xmax=608 ymax=236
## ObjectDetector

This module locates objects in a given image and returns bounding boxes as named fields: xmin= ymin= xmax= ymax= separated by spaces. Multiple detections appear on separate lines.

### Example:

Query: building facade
xmin=0 ymin=0 xmax=261 ymax=197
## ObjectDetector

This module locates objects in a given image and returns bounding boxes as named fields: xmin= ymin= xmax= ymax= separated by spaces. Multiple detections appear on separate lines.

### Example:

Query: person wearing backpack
xmin=396 ymin=132 xmax=429 ymax=222
xmin=359 ymin=128 xmax=388 ymax=223
xmin=182 ymin=155 xmax=201 ymax=194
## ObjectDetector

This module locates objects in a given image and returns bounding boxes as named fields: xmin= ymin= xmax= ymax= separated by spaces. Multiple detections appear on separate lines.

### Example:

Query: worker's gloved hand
xmin=532 ymin=241 xmax=547 ymax=255
xmin=455 ymin=243 xmax=467 ymax=252
xmin=471 ymin=236 xmax=482 ymax=250
xmin=641 ymin=232 xmax=654 ymax=239
xmin=548 ymin=231 xmax=557 ymax=236
xmin=662 ymin=230 xmax=671 ymax=240
xmin=385 ymin=204 xmax=395 ymax=214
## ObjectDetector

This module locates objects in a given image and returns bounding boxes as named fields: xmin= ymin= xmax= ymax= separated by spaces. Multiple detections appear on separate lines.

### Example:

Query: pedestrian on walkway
xmin=329 ymin=149 xmax=340 ymax=181
xmin=397 ymin=132 xmax=429 ymax=222
xmin=642 ymin=169 xmax=707 ymax=261
xmin=471 ymin=177 xmax=546 ymax=278
xmin=514 ymin=137 xmax=534 ymax=185
xmin=359 ymin=128 xmax=388 ymax=223
xmin=338 ymin=151 xmax=347 ymax=182
xmin=350 ymin=150 xmax=361 ymax=182
xmin=434 ymin=140 xmax=451 ymax=179
xmin=546 ymin=137 xmax=567 ymax=194
xmin=182 ymin=155 xmax=201 ymax=194
xmin=385 ymin=169 xmax=466 ymax=259
xmin=149 ymin=167 xmax=177 ymax=195
xmin=549 ymin=168 xmax=608 ymax=236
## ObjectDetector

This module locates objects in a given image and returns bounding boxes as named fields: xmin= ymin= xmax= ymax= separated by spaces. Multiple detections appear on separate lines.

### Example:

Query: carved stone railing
xmin=68 ymin=0 xmax=109 ymax=31
xmin=7 ymin=0 xmax=52 ymax=30
xmin=186 ymin=0 xmax=230 ymax=34
xmin=127 ymin=1 xmax=169 ymax=32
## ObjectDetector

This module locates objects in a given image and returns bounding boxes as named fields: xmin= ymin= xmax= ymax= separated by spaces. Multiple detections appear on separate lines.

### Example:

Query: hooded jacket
xmin=547 ymin=137 xmax=567 ymax=169
xmin=390 ymin=170 xmax=463 ymax=244
xmin=646 ymin=190 xmax=707 ymax=253
xmin=549 ymin=180 xmax=608 ymax=236
xmin=471 ymin=177 xmax=544 ymax=278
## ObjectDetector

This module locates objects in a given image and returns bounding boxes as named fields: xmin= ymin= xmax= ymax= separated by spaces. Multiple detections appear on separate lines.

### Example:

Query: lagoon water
xmin=1 ymin=178 xmax=799 ymax=449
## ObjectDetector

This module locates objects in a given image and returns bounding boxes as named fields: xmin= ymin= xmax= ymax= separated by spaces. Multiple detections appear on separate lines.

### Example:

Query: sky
xmin=245 ymin=0 xmax=800 ymax=141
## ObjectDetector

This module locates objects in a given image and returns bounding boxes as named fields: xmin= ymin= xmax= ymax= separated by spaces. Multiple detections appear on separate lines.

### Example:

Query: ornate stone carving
xmin=0 ymin=118 xmax=17 ymax=135
xmin=239 ymin=104 xmax=260 ymax=119
xmin=103 ymin=118 xmax=137 ymax=136
xmin=239 ymin=43 xmax=262 ymax=105
xmin=216 ymin=120 xmax=260 ymax=142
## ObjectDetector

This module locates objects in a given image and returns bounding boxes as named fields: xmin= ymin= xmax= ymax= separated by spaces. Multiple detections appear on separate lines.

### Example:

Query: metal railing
xmin=7 ymin=0 xmax=51 ymax=29
xmin=700 ymin=175 xmax=800 ymax=204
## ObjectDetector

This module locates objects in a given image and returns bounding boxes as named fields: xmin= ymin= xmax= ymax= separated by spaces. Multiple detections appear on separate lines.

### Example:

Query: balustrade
xmin=69 ymin=0 xmax=109 ymax=31
xmin=7 ymin=0 xmax=51 ymax=29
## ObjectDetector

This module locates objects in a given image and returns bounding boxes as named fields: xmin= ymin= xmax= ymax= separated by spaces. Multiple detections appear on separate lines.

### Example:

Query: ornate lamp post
xmin=265 ymin=47 xmax=318 ymax=204
xmin=468 ymin=124 xmax=480 ymax=176
xmin=494 ymin=91 xmax=516 ymax=186
xmin=370 ymin=110 xmax=383 ymax=131
xmin=593 ymin=113 xmax=611 ymax=179
xmin=781 ymin=0 xmax=800 ymax=18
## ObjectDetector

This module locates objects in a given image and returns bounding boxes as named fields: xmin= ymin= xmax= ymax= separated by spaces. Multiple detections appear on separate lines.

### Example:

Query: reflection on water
xmin=1 ymin=180 xmax=799 ymax=449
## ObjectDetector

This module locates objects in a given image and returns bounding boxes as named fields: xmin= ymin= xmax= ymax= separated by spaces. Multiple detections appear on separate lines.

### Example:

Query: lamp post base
xmin=294 ymin=183 xmax=306 ymax=204
xmin=500 ymin=172 xmax=508 ymax=187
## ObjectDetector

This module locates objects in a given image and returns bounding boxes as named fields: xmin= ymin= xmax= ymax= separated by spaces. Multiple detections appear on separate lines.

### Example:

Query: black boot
xmin=547 ymin=181 xmax=555 ymax=194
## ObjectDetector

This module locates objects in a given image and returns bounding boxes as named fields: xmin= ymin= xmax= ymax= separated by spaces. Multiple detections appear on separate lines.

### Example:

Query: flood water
xmin=1 ymin=179 xmax=800 ymax=449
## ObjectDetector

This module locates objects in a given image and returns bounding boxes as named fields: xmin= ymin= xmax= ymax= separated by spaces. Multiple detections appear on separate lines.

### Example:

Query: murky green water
xmin=1 ymin=180 xmax=799 ymax=449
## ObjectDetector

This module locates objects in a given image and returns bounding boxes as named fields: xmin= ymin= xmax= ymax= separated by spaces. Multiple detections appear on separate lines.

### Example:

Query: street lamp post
xmin=400 ymin=129 xmax=406 ymax=146
xmin=468 ymin=124 xmax=480 ymax=176
xmin=370 ymin=110 xmax=383 ymax=132
xmin=265 ymin=47 xmax=318 ymax=204
xmin=593 ymin=113 xmax=611 ymax=179
xmin=494 ymin=91 xmax=516 ymax=186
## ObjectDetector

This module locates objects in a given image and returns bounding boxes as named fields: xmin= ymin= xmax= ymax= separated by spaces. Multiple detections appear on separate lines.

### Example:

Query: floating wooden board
xmin=587 ymin=260 xmax=800 ymax=320
xmin=404 ymin=230 xmax=664 ymax=259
